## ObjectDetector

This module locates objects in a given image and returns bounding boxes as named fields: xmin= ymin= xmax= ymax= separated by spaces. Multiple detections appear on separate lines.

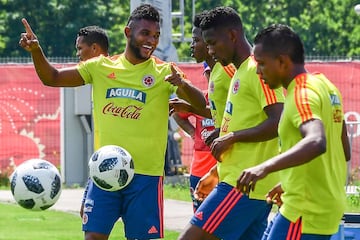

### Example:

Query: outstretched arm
xmin=210 ymin=103 xmax=283 ymax=161
xmin=19 ymin=18 xmax=84 ymax=87
xmin=236 ymin=119 xmax=327 ymax=194
xmin=165 ymin=64 xmax=206 ymax=110
xmin=169 ymin=98 xmax=212 ymax=119
xmin=172 ymin=113 xmax=195 ymax=138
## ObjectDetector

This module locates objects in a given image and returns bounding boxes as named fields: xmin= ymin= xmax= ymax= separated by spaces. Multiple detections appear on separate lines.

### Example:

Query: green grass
xmin=1 ymin=183 xmax=359 ymax=240
xmin=164 ymin=183 xmax=191 ymax=202
xmin=0 ymin=202 xmax=180 ymax=240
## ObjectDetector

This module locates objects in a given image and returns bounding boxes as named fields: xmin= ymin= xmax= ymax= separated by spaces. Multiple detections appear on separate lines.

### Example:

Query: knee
xmin=84 ymin=231 xmax=109 ymax=240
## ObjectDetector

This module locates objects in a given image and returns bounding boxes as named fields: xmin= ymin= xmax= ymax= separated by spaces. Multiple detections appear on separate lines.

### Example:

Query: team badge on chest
xmin=232 ymin=79 xmax=240 ymax=94
xmin=142 ymin=75 xmax=155 ymax=87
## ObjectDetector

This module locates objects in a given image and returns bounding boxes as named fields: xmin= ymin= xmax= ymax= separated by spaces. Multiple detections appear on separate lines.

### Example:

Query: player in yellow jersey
xmin=236 ymin=24 xmax=351 ymax=239
xmin=171 ymin=11 xmax=218 ymax=212
xmin=72 ymin=25 xmax=110 ymax=219
xmin=19 ymin=4 xmax=206 ymax=240
xmin=178 ymin=7 xmax=284 ymax=240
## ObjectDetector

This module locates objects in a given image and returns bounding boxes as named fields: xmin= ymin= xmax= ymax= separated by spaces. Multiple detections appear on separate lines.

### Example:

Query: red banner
xmin=0 ymin=65 xmax=60 ymax=173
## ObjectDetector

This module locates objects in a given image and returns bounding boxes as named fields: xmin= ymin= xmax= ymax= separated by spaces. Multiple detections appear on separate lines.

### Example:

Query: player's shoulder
xmin=108 ymin=54 xmax=123 ymax=61
xmin=147 ymin=56 xmax=173 ymax=72
xmin=150 ymin=56 xmax=171 ymax=67
xmin=221 ymin=63 xmax=236 ymax=78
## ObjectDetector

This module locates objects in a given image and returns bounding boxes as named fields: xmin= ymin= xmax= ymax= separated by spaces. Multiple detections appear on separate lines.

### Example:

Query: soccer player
xmin=170 ymin=11 xmax=236 ymax=212
xmin=19 ymin=4 xmax=206 ymax=240
xmin=236 ymin=24 xmax=351 ymax=240
xmin=75 ymin=25 xmax=109 ymax=62
xmin=171 ymin=12 xmax=217 ymax=212
xmin=73 ymin=25 xmax=110 ymax=219
xmin=178 ymin=7 xmax=284 ymax=240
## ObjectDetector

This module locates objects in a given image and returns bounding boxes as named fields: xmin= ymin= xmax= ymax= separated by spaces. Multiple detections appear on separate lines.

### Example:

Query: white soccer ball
xmin=355 ymin=4 xmax=360 ymax=15
xmin=9 ymin=159 xmax=62 ymax=211
xmin=88 ymin=145 xmax=135 ymax=191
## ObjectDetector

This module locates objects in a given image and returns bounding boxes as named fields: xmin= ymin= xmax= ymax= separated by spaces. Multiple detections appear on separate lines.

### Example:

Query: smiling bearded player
xmin=19 ymin=4 xmax=206 ymax=240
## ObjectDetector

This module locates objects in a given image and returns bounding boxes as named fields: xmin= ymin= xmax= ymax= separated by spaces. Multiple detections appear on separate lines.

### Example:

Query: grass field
xmin=0 ymin=183 xmax=189 ymax=240
xmin=0 ymin=183 xmax=359 ymax=239
xmin=0 ymin=202 xmax=180 ymax=240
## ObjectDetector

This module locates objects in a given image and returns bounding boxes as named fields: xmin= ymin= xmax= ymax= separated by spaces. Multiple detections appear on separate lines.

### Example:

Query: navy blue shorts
xmin=190 ymin=182 xmax=272 ymax=240
xmin=82 ymin=174 xmax=164 ymax=239
xmin=262 ymin=213 xmax=331 ymax=240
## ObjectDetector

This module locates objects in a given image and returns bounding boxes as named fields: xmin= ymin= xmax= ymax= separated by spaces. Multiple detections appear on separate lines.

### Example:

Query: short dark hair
xmin=254 ymin=24 xmax=305 ymax=64
xmin=77 ymin=26 xmax=109 ymax=52
xmin=127 ymin=4 xmax=160 ymax=26
xmin=199 ymin=6 xmax=243 ymax=31
xmin=193 ymin=11 xmax=208 ymax=28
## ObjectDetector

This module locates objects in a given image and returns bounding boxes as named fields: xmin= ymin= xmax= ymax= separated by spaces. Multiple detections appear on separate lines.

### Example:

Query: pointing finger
xmin=22 ymin=18 xmax=35 ymax=37
xmin=170 ymin=64 xmax=177 ymax=75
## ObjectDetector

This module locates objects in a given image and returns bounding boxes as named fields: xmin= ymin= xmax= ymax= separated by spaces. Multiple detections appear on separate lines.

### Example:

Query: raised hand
xmin=165 ymin=64 xmax=185 ymax=87
xmin=19 ymin=18 xmax=40 ymax=52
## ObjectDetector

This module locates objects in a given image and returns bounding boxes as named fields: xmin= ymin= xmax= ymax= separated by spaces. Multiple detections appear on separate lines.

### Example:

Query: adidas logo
xmin=195 ymin=211 xmax=203 ymax=220
xmin=148 ymin=225 xmax=158 ymax=234
xmin=107 ymin=72 xmax=116 ymax=79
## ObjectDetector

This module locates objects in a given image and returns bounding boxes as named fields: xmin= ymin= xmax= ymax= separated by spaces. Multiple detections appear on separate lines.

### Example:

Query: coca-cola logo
xmin=221 ymin=117 xmax=231 ymax=133
xmin=102 ymin=102 xmax=142 ymax=119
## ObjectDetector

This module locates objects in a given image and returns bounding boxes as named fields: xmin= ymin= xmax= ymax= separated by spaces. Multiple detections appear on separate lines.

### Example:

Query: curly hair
xmin=199 ymin=6 xmax=242 ymax=31
xmin=193 ymin=10 xmax=208 ymax=28
xmin=127 ymin=4 xmax=160 ymax=26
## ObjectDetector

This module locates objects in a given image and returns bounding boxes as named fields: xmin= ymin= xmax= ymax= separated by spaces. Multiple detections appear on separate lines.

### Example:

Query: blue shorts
xmin=262 ymin=213 xmax=331 ymax=240
xmin=190 ymin=175 xmax=202 ymax=212
xmin=190 ymin=182 xmax=272 ymax=240
xmin=82 ymin=174 xmax=164 ymax=239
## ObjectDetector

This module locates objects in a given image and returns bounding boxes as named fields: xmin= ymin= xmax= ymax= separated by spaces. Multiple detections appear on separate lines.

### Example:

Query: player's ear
xmin=229 ymin=29 xmax=237 ymax=43
xmin=278 ymin=54 xmax=291 ymax=71
xmin=124 ymin=26 xmax=131 ymax=38
xmin=91 ymin=43 xmax=99 ymax=55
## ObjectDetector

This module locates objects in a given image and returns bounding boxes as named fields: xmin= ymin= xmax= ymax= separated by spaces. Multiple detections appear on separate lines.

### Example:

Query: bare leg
xmin=178 ymin=223 xmax=220 ymax=240
xmin=84 ymin=231 xmax=109 ymax=240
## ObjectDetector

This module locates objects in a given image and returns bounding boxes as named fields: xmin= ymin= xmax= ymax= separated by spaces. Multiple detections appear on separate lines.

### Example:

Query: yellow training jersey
xmin=278 ymin=73 xmax=347 ymax=234
xmin=208 ymin=62 xmax=236 ymax=128
xmin=218 ymin=56 xmax=284 ymax=200
xmin=77 ymin=54 xmax=177 ymax=176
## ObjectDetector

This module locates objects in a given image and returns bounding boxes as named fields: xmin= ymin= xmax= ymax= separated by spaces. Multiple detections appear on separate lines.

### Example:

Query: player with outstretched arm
xmin=19 ymin=4 xmax=206 ymax=240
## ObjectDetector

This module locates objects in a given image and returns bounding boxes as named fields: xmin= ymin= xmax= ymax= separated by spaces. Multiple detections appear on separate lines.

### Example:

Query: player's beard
xmin=128 ymin=35 xmax=153 ymax=61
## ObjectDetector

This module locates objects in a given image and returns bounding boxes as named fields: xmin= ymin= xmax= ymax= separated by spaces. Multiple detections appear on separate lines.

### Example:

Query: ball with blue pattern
xmin=89 ymin=145 xmax=134 ymax=191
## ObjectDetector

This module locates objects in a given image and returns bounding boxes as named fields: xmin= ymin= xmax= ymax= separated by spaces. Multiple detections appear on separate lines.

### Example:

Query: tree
xmin=0 ymin=0 xmax=359 ymax=60
xmin=0 ymin=0 xmax=128 ymax=58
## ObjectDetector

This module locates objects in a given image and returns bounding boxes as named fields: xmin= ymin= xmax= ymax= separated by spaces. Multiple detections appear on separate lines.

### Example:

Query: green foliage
xmin=0 ymin=0 xmax=359 ymax=59
xmin=0 ymin=0 xmax=129 ymax=57
xmin=346 ymin=186 xmax=360 ymax=213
